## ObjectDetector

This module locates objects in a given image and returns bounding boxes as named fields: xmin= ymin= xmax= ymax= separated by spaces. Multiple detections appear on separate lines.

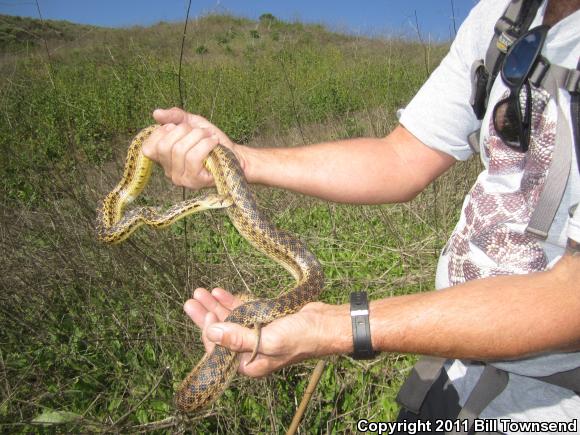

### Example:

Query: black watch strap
xmin=349 ymin=292 xmax=377 ymax=360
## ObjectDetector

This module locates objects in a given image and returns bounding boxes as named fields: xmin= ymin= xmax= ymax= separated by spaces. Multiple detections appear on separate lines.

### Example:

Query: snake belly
xmin=96 ymin=125 xmax=324 ymax=412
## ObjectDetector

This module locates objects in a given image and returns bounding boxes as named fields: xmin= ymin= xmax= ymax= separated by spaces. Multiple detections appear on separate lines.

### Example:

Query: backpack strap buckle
xmin=528 ymin=57 xmax=550 ymax=87
xmin=496 ymin=24 xmax=518 ymax=53
xmin=565 ymin=68 xmax=580 ymax=94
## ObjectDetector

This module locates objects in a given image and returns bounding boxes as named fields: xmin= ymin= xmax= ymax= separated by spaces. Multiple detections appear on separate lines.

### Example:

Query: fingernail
xmin=207 ymin=326 xmax=223 ymax=343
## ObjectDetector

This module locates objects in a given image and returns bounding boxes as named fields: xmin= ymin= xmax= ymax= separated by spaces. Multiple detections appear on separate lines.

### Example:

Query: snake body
xmin=96 ymin=125 xmax=324 ymax=412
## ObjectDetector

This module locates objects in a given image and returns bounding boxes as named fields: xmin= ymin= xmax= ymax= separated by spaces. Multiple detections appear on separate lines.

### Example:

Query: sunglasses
xmin=493 ymin=25 xmax=550 ymax=152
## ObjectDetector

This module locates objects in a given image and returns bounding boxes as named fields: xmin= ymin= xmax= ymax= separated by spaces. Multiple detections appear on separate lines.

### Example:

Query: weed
xmin=196 ymin=44 xmax=208 ymax=55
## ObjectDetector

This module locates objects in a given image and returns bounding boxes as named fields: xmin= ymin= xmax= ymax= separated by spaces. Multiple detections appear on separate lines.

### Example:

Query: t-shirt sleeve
xmin=567 ymin=205 xmax=580 ymax=243
xmin=399 ymin=0 xmax=498 ymax=161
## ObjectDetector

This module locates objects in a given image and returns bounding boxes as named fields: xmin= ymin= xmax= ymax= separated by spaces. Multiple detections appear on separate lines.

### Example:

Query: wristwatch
xmin=349 ymin=291 xmax=377 ymax=360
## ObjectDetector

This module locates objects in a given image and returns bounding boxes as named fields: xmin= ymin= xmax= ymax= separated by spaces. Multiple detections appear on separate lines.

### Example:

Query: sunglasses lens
xmin=503 ymin=28 xmax=545 ymax=84
xmin=494 ymin=98 xmax=520 ymax=142
xmin=493 ymin=84 xmax=531 ymax=151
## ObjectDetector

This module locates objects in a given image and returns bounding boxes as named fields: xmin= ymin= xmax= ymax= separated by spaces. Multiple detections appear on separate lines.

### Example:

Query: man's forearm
xmin=238 ymin=126 xmax=455 ymax=204
xmin=320 ymin=255 xmax=580 ymax=360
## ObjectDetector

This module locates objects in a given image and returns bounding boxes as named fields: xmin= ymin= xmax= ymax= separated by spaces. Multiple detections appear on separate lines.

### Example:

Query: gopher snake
xmin=96 ymin=125 xmax=324 ymax=412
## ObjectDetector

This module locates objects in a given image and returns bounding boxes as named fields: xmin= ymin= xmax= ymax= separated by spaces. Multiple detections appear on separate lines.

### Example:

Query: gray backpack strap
xmin=489 ymin=0 xmax=542 ymax=56
xmin=447 ymin=365 xmax=509 ymax=435
xmin=483 ymin=2 xmax=515 ymax=75
xmin=396 ymin=356 xmax=446 ymax=414
xmin=529 ymin=62 xmax=580 ymax=96
xmin=467 ymin=129 xmax=482 ymax=154
xmin=573 ymin=60 xmax=580 ymax=174
xmin=535 ymin=366 xmax=580 ymax=393
xmin=525 ymin=63 xmax=577 ymax=239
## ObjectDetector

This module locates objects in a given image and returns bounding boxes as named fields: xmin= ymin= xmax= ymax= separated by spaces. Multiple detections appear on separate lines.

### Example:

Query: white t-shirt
xmin=400 ymin=0 xmax=580 ymax=430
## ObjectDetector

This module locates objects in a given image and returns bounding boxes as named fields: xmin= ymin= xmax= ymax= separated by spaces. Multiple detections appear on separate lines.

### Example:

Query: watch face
xmin=350 ymin=291 xmax=367 ymax=306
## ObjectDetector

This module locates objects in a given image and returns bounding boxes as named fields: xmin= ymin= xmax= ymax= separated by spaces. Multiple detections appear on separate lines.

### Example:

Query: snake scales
xmin=96 ymin=125 xmax=324 ymax=411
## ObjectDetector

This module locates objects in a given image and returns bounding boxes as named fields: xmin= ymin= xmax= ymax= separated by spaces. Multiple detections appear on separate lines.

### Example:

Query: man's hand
xmin=183 ymin=288 xmax=347 ymax=377
xmin=141 ymin=107 xmax=245 ymax=190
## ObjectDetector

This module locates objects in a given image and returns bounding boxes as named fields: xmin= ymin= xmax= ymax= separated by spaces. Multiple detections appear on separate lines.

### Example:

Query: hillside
xmin=0 ymin=12 xmax=414 ymax=56
xmin=0 ymin=14 xmax=98 ymax=50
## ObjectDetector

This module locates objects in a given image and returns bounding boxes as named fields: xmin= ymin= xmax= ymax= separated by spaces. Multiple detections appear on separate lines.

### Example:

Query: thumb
xmin=152 ymin=107 xmax=187 ymax=125
xmin=206 ymin=322 xmax=258 ymax=353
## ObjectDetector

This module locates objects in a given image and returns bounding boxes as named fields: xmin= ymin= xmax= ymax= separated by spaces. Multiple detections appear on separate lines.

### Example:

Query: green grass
xmin=0 ymin=13 xmax=480 ymax=433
